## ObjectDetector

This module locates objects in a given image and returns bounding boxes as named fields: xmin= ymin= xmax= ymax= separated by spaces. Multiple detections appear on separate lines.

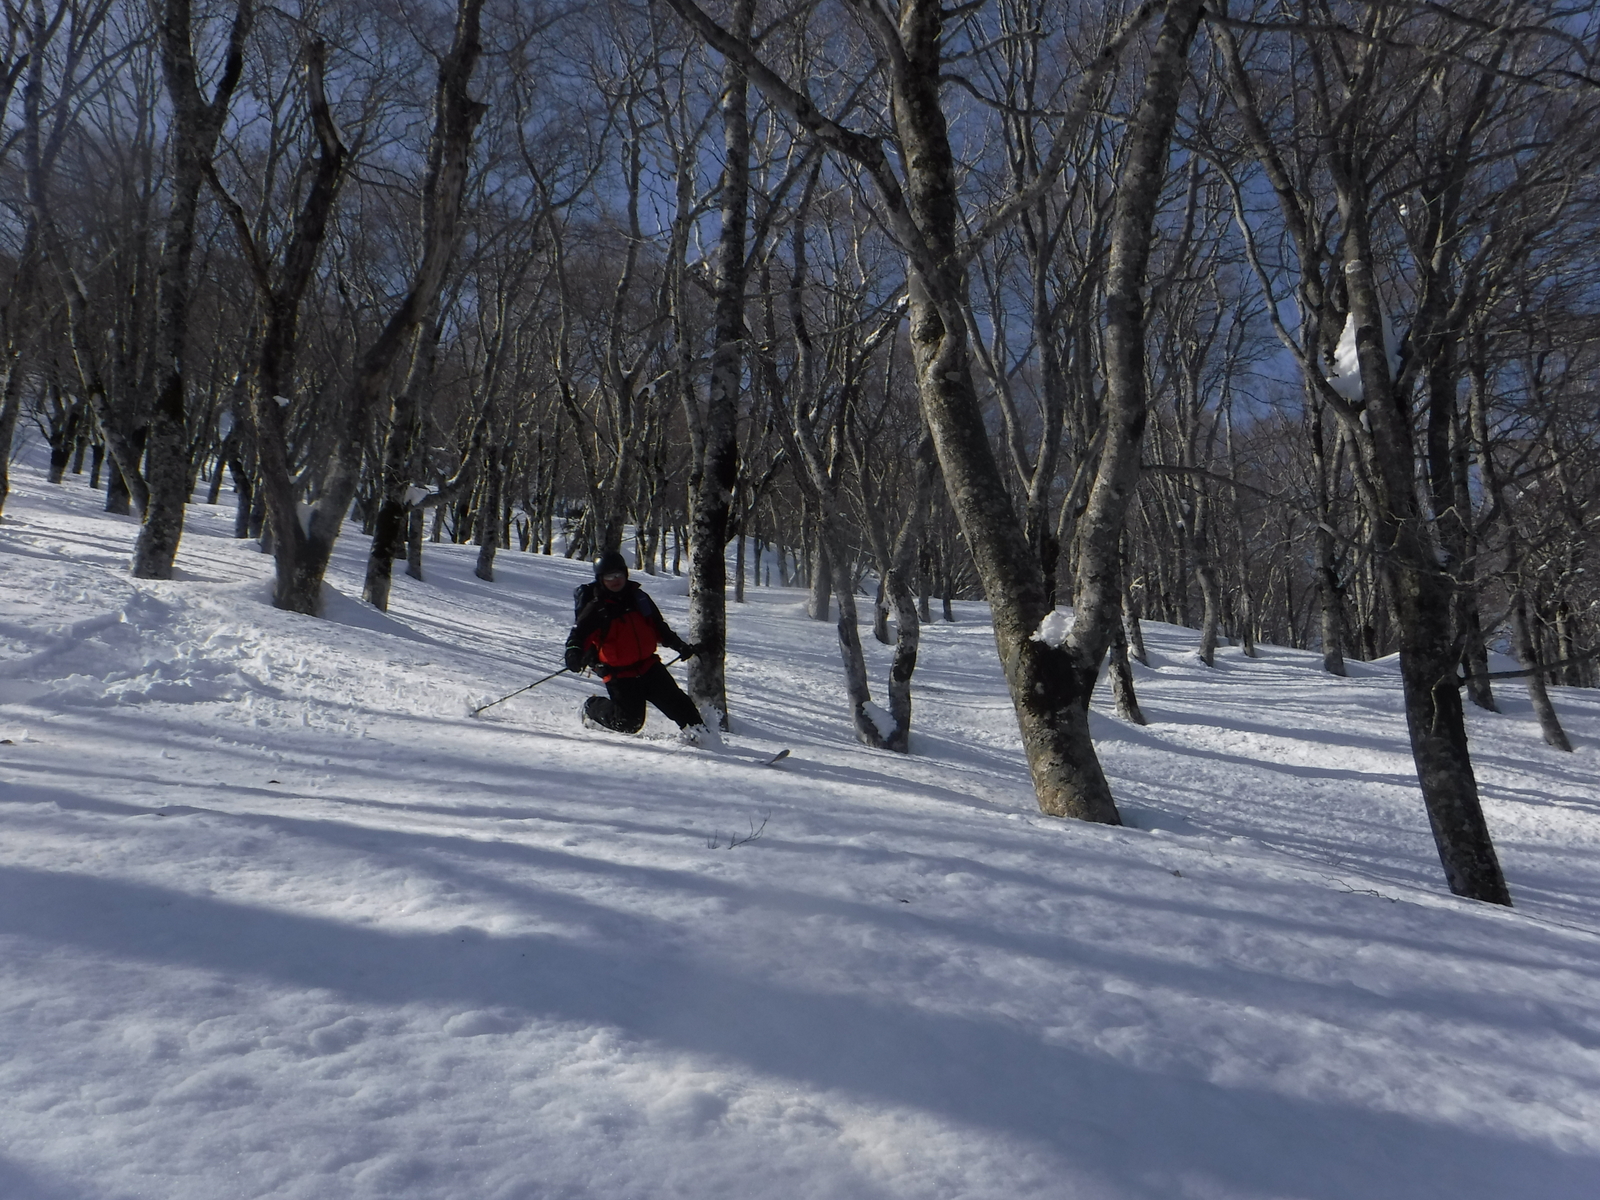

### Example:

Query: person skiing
xmin=564 ymin=550 xmax=709 ymax=742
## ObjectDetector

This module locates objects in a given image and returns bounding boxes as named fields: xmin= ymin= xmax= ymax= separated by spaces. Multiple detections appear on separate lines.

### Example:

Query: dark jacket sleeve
xmin=567 ymin=584 xmax=605 ymax=656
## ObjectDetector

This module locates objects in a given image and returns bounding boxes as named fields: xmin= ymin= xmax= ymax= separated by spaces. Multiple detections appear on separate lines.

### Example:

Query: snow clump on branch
xmin=1031 ymin=609 xmax=1072 ymax=648
xmin=1326 ymin=311 xmax=1400 ymax=402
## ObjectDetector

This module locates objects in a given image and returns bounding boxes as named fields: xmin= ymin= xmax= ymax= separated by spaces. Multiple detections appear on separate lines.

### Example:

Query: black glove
xmin=564 ymin=644 xmax=586 ymax=672
xmin=677 ymin=642 xmax=702 ymax=660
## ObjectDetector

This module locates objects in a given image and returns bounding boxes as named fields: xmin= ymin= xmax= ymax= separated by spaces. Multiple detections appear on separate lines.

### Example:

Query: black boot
xmin=581 ymin=694 xmax=642 ymax=734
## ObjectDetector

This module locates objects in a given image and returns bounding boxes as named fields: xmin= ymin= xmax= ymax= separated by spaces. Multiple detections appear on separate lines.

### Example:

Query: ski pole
xmin=475 ymin=653 xmax=686 ymax=717
xmin=470 ymin=666 xmax=570 ymax=716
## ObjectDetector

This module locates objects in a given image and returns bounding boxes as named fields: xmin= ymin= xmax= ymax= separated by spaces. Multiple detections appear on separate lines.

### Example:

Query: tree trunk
xmin=819 ymin=520 xmax=886 ymax=749
xmin=1510 ymin=591 xmax=1572 ymax=752
xmin=210 ymin=33 xmax=347 ymax=605
xmin=0 ymin=351 xmax=22 ymax=519
xmin=1108 ymin=611 xmax=1148 ymax=726
xmin=878 ymin=435 xmax=939 ymax=751
xmin=268 ymin=0 xmax=484 ymax=614
xmin=1004 ymin=0 xmax=1201 ymax=819
xmin=408 ymin=509 xmax=427 ymax=577
xmin=883 ymin=577 xmax=921 ymax=752
xmin=1425 ymin=333 xmax=1500 ymax=714
xmin=1554 ymin=603 xmax=1579 ymax=688
xmin=205 ymin=436 xmax=229 ymax=505
xmin=1196 ymin=558 xmax=1221 ymax=667
xmin=1314 ymin=531 xmax=1347 ymax=677
xmin=230 ymin=455 xmax=253 ymax=539
xmin=1124 ymin=591 xmax=1149 ymax=667
xmin=872 ymin=578 xmax=891 ymax=645
xmin=1459 ymin=595 xmax=1496 ymax=712
xmin=105 ymin=430 xmax=145 ymax=516
xmin=1311 ymin=407 xmax=1347 ymax=676
xmin=685 ymin=7 xmax=750 ymax=727
xmin=883 ymin=569 xmax=922 ymax=751
xmin=1222 ymin=406 xmax=1257 ymax=658
xmin=46 ymin=402 xmax=83 ymax=484
xmin=885 ymin=0 xmax=1124 ymax=791
xmin=363 ymin=392 xmax=420 ymax=609
xmin=1390 ymin=561 xmax=1510 ymax=900
xmin=1342 ymin=221 xmax=1510 ymax=906
xmin=474 ymin=443 xmax=511 ymax=583
xmin=918 ymin=538 xmax=933 ymax=622
xmin=852 ymin=431 xmax=938 ymax=753
xmin=807 ymin=515 xmax=830 ymax=621
xmin=135 ymin=0 xmax=254 ymax=579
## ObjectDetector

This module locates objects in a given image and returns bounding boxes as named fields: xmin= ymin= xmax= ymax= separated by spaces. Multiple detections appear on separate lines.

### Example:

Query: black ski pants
xmin=583 ymin=660 xmax=701 ymax=733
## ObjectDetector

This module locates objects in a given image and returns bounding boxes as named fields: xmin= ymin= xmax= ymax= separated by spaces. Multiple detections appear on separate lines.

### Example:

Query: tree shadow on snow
xmin=0 ymin=1154 xmax=95 ymax=1200
xmin=2 ymin=863 xmax=1597 ymax=1200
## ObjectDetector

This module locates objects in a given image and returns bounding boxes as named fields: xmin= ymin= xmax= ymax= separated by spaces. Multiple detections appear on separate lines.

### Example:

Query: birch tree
xmin=663 ymin=0 xmax=1203 ymax=823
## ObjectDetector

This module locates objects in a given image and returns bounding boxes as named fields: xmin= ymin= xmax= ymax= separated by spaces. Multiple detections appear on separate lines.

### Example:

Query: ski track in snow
xmin=2 ymin=440 xmax=1600 ymax=1200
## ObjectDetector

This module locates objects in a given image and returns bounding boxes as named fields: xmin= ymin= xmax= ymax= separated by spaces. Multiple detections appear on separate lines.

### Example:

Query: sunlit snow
xmin=3 ymin=440 xmax=1599 ymax=1200
xmin=1033 ymin=607 xmax=1072 ymax=647
xmin=1327 ymin=310 xmax=1401 ymax=401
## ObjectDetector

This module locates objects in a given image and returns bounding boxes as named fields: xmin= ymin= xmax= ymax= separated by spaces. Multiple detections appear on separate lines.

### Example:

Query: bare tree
xmin=0 ymin=1 xmax=36 ymax=520
xmin=663 ymin=0 xmax=1203 ymax=822
xmin=238 ymin=0 xmax=487 ymax=613
xmin=759 ymin=179 xmax=899 ymax=747
xmin=1211 ymin=0 xmax=1600 ymax=903
xmin=133 ymin=0 xmax=254 ymax=578
xmin=24 ymin=0 xmax=151 ymax=516
xmin=684 ymin=0 xmax=753 ymax=729
xmin=211 ymin=30 xmax=348 ymax=609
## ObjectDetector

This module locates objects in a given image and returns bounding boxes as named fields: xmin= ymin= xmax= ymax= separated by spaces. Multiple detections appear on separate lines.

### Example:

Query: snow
xmin=1327 ymin=310 xmax=1401 ymax=401
xmin=1033 ymin=607 xmax=1072 ymax=647
xmin=3 ymin=444 xmax=1600 ymax=1200
xmin=861 ymin=699 xmax=897 ymax=740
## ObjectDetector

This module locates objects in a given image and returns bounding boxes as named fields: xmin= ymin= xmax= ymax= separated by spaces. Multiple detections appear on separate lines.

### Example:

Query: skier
xmin=564 ymin=551 xmax=710 ymax=742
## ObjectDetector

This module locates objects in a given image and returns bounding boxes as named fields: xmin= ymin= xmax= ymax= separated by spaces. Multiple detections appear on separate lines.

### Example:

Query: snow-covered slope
xmin=3 ymin=446 xmax=1599 ymax=1200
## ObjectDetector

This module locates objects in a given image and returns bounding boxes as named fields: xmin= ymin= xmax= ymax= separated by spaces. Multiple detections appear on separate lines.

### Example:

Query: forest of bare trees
xmin=2 ymin=0 xmax=1597 ymax=903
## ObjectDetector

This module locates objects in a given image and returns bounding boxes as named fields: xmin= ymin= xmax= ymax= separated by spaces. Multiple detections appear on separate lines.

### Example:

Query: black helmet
xmin=594 ymin=550 xmax=629 ymax=581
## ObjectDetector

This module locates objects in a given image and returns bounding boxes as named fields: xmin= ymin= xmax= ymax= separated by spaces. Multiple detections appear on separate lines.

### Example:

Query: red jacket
xmin=567 ymin=581 xmax=688 ymax=681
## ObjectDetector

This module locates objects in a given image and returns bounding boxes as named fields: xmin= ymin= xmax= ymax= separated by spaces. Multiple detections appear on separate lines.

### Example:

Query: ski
xmin=578 ymin=721 xmax=791 ymax=767
xmin=677 ymin=739 xmax=791 ymax=768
